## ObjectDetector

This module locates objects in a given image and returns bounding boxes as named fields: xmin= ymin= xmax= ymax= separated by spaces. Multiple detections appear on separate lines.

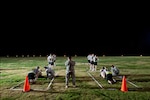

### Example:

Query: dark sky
xmin=1 ymin=25 xmax=150 ymax=56
xmin=1 ymin=7 xmax=150 ymax=56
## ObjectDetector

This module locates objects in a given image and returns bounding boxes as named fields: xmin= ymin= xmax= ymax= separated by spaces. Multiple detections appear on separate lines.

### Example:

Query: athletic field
xmin=0 ymin=56 xmax=150 ymax=100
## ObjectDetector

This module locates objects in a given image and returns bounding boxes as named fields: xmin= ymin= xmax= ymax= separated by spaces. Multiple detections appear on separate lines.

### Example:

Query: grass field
xmin=0 ymin=56 xmax=150 ymax=100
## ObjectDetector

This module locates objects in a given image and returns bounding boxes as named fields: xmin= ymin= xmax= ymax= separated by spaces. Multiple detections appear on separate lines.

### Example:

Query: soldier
xmin=111 ymin=65 xmax=119 ymax=76
xmin=44 ymin=66 xmax=55 ymax=80
xmin=105 ymin=69 xmax=116 ymax=84
xmin=47 ymin=53 xmax=55 ymax=68
xmin=100 ymin=67 xmax=106 ymax=79
xmin=65 ymin=56 xmax=76 ymax=88
xmin=28 ymin=69 xmax=36 ymax=84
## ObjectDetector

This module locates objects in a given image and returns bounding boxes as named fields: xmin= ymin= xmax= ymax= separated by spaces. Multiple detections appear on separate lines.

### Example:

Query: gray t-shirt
xmin=65 ymin=60 xmax=75 ymax=73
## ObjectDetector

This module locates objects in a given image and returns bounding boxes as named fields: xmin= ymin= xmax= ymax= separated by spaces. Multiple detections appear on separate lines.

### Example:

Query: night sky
xmin=1 ymin=25 xmax=150 ymax=56
xmin=1 ymin=8 xmax=150 ymax=56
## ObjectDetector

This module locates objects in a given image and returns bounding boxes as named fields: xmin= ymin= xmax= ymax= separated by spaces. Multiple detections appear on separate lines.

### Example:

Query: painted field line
xmin=117 ymin=76 xmax=139 ymax=88
xmin=10 ymin=72 xmax=59 ymax=91
xmin=11 ymin=88 xmax=48 ymax=92
xmin=32 ymin=89 xmax=47 ymax=92
xmin=87 ymin=71 xmax=103 ymax=89
xmin=46 ymin=77 xmax=55 ymax=90
xmin=10 ymin=89 xmax=23 ymax=91
xmin=46 ymin=72 xmax=59 ymax=90
xmin=10 ymin=78 xmax=55 ymax=91
xmin=10 ymin=81 xmax=24 ymax=90
xmin=126 ymin=80 xmax=139 ymax=88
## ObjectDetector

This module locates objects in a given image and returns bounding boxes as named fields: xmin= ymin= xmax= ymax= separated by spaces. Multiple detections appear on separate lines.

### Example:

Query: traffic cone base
xmin=121 ymin=76 xmax=128 ymax=92
xmin=23 ymin=76 xmax=30 ymax=92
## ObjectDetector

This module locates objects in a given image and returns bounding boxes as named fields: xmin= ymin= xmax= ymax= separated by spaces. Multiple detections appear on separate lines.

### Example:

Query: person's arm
xmin=65 ymin=60 xmax=69 ymax=66
xmin=73 ymin=61 xmax=76 ymax=66
xmin=47 ymin=56 xmax=49 ymax=62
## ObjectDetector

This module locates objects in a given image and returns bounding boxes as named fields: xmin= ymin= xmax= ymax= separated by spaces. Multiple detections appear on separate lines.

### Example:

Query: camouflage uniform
xmin=65 ymin=56 xmax=76 ymax=88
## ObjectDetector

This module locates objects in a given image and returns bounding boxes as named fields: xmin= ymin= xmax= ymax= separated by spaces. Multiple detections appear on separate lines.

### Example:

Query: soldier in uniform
xmin=65 ymin=56 xmax=76 ymax=88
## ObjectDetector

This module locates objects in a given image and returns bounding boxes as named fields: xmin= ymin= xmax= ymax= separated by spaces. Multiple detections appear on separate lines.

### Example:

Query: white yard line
xmin=126 ymin=80 xmax=139 ymax=88
xmin=10 ymin=89 xmax=23 ymax=91
xmin=10 ymin=81 xmax=24 ymax=90
xmin=87 ymin=71 xmax=104 ymax=89
xmin=46 ymin=77 xmax=55 ymax=90
xmin=10 ymin=72 xmax=59 ymax=91
xmin=117 ymin=76 xmax=139 ymax=88
xmin=46 ymin=72 xmax=59 ymax=90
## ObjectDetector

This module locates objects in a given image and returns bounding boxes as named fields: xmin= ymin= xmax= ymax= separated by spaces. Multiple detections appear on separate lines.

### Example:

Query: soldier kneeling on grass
xmin=44 ymin=66 xmax=55 ymax=80
xmin=28 ymin=69 xmax=37 ymax=84
xmin=100 ymin=66 xmax=107 ymax=79
xmin=33 ymin=66 xmax=43 ymax=78
xmin=110 ymin=65 xmax=119 ymax=77
xmin=105 ymin=69 xmax=116 ymax=84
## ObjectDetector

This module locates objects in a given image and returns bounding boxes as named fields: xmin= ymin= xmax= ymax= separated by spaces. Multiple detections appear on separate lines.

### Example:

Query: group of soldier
xmin=27 ymin=53 xmax=56 ymax=84
xmin=87 ymin=53 xmax=120 ymax=84
xmin=28 ymin=54 xmax=120 ymax=87
xmin=99 ymin=65 xmax=120 ymax=84
xmin=27 ymin=54 xmax=76 ymax=89
xmin=87 ymin=53 xmax=99 ymax=71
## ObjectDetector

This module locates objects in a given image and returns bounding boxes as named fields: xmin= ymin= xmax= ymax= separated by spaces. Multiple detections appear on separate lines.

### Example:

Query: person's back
xmin=28 ymin=71 xmax=35 ymax=79
xmin=33 ymin=66 xmax=42 ymax=78
xmin=87 ymin=54 xmax=92 ymax=64
xmin=106 ymin=70 xmax=112 ymax=80
xmin=68 ymin=60 xmax=75 ymax=72
xmin=111 ymin=65 xmax=119 ymax=76
xmin=28 ymin=70 xmax=36 ymax=83
xmin=65 ymin=56 xmax=75 ymax=73
xmin=100 ymin=67 xmax=106 ymax=78
xmin=33 ymin=66 xmax=39 ymax=74
xmin=105 ymin=70 xmax=116 ymax=84
xmin=44 ymin=66 xmax=55 ymax=79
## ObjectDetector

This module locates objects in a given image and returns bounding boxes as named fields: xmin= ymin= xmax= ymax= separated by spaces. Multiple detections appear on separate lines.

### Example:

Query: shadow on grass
xmin=128 ymin=87 xmax=150 ymax=92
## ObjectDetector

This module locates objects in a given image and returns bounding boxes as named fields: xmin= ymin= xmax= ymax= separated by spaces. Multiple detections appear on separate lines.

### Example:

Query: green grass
xmin=0 ymin=56 xmax=150 ymax=100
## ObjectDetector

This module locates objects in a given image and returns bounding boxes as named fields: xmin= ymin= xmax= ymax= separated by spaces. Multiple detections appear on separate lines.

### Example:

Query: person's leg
xmin=92 ymin=64 xmax=94 ymax=71
xmin=106 ymin=74 xmax=113 ymax=84
xmin=65 ymin=73 xmax=70 ymax=88
xmin=94 ymin=65 xmax=97 ymax=71
xmin=108 ymin=80 xmax=112 ymax=84
xmin=50 ymin=62 xmax=54 ymax=69
xmin=71 ymin=72 xmax=76 ymax=87
xmin=46 ymin=72 xmax=49 ymax=79
xmin=89 ymin=64 xmax=92 ymax=71
xmin=29 ymin=79 xmax=32 ymax=83
xmin=101 ymin=71 xmax=105 ymax=78
xmin=49 ymin=70 xmax=55 ymax=79
xmin=112 ymin=78 xmax=116 ymax=83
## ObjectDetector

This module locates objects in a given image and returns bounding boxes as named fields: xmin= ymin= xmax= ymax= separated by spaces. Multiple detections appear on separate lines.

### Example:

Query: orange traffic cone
xmin=23 ymin=75 xmax=30 ymax=92
xmin=121 ymin=76 xmax=128 ymax=92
